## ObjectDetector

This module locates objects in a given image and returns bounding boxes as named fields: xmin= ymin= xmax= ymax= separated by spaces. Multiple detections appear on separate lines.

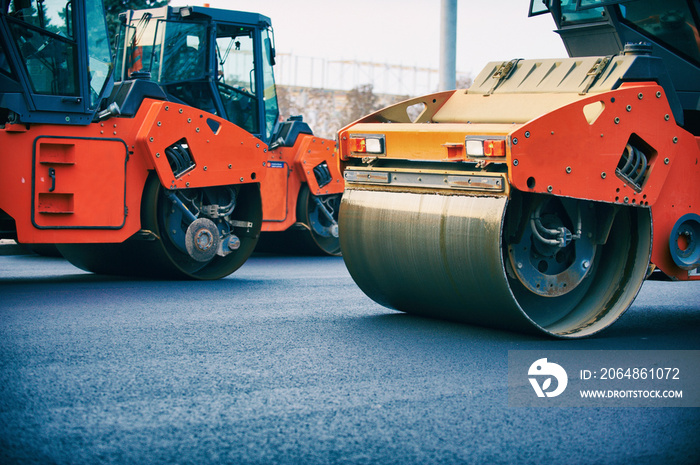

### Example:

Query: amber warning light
xmin=349 ymin=135 xmax=385 ymax=155
xmin=465 ymin=138 xmax=506 ymax=157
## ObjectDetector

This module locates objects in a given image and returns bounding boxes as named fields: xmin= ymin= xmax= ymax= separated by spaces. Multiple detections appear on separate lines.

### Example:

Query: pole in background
xmin=439 ymin=0 xmax=457 ymax=91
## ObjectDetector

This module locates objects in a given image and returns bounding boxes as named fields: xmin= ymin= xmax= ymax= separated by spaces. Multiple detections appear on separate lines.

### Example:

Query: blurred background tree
xmin=343 ymin=84 xmax=379 ymax=123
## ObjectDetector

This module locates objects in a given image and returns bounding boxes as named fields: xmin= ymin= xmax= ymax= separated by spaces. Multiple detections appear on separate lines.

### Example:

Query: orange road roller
xmin=337 ymin=0 xmax=699 ymax=337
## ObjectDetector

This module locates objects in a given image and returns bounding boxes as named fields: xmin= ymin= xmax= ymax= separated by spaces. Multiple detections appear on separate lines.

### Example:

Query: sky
xmin=168 ymin=0 xmax=568 ymax=93
xmin=170 ymin=0 xmax=566 ymax=96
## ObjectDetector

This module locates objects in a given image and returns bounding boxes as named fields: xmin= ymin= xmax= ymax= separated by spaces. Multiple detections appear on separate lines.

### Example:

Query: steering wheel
xmin=219 ymin=82 xmax=256 ymax=101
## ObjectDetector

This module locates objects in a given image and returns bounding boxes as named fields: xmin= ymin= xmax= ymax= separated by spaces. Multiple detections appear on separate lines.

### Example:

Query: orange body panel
xmin=510 ymin=83 xmax=699 ymax=280
xmin=136 ymin=100 xmax=267 ymax=189
xmin=509 ymin=83 xmax=678 ymax=206
xmin=260 ymin=159 xmax=297 ymax=224
xmin=646 ymin=138 xmax=700 ymax=280
xmin=33 ymin=137 xmax=130 ymax=229
xmin=260 ymin=134 xmax=341 ymax=232
xmin=339 ymin=83 xmax=698 ymax=281
xmin=0 ymin=99 xmax=268 ymax=244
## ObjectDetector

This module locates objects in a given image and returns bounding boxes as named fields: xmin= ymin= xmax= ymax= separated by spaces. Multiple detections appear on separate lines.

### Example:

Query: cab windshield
xmin=618 ymin=0 xmax=700 ymax=64
xmin=560 ymin=0 xmax=606 ymax=24
xmin=117 ymin=12 xmax=280 ymax=142
xmin=214 ymin=23 xmax=259 ymax=134
xmin=6 ymin=0 xmax=79 ymax=96
xmin=84 ymin=0 xmax=111 ymax=106
xmin=261 ymin=28 xmax=279 ymax=141
xmin=4 ymin=0 xmax=111 ymax=107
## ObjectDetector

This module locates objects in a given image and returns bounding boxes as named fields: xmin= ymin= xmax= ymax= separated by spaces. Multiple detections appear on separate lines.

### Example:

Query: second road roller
xmin=115 ymin=5 xmax=343 ymax=256
xmin=337 ymin=0 xmax=699 ymax=337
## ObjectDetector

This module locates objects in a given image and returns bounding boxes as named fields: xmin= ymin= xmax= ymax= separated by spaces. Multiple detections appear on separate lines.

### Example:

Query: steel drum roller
xmin=339 ymin=188 xmax=652 ymax=338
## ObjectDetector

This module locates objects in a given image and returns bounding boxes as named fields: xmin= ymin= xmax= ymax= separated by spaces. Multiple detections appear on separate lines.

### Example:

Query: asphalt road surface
xmin=1 ymin=253 xmax=699 ymax=464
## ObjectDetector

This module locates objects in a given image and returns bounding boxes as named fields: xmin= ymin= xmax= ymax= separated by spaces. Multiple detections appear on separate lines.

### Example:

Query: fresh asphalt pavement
xmin=0 ymin=252 xmax=699 ymax=464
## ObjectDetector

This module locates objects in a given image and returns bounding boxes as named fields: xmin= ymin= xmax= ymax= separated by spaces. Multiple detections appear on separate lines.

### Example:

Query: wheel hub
xmin=507 ymin=199 xmax=595 ymax=297
xmin=669 ymin=213 xmax=700 ymax=270
xmin=195 ymin=229 xmax=214 ymax=251
xmin=185 ymin=218 xmax=220 ymax=262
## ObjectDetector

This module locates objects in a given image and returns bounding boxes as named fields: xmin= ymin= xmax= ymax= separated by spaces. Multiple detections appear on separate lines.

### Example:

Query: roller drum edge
xmin=338 ymin=188 xmax=652 ymax=338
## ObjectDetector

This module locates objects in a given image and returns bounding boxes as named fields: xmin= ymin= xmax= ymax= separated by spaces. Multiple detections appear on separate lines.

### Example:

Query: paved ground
xmin=0 ymin=253 xmax=699 ymax=464
xmin=0 ymin=240 xmax=26 ymax=256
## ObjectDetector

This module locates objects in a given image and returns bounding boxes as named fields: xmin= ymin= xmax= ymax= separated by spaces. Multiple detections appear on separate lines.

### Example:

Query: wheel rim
xmin=298 ymin=186 xmax=341 ymax=256
xmin=502 ymin=192 xmax=652 ymax=337
xmin=145 ymin=177 xmax=262 ymax=279
xmin=59 ymin=176 xmax=261 ymax=280
xmin=506 ymin=196 xmax=597 ymax=297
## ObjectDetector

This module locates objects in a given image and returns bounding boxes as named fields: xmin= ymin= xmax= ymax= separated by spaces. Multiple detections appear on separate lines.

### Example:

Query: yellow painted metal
xmin=342 ymin=123 xmax=517 ymax=162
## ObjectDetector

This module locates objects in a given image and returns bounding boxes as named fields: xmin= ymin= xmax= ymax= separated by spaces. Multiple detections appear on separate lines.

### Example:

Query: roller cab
xmin=116 ymin=5 xmax=343 ymax=256
xmin=338 ymin=16 xmax=699 ymax=336
xmin=0 ymin=0 xmax=268 ymax=279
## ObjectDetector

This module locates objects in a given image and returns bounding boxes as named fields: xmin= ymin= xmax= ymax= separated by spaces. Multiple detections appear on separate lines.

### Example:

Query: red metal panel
xmin=509 ymin=83 xmax=699 ymax=280
xmin=32 ymin=137 xmax=127 ymax=229
xmin=293 ymin=135 xmax=343 ymax=196
xmin=509 ymin=83 xmax=678 ymax=207
xmin=261 ymin=134 xmax=341 ymax=232
xmin=134 ymin=100 xmax=268 ymax=190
